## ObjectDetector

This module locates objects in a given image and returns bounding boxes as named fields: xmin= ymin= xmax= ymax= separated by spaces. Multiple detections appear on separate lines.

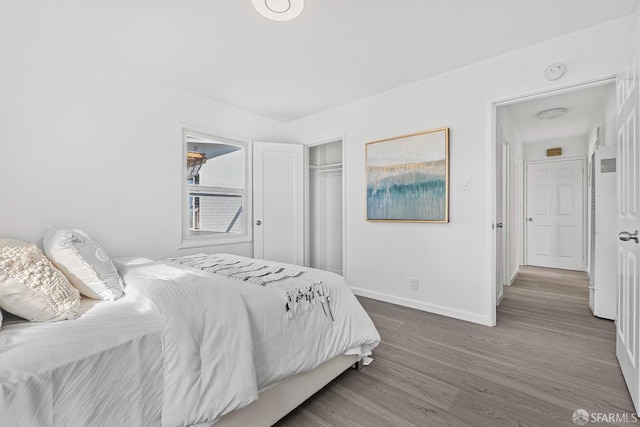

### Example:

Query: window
xmin=182 ymin=129 xmax=250 ymax=247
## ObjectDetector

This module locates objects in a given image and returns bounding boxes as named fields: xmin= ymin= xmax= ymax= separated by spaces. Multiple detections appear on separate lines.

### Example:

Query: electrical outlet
xmin=410 ymin=277 xmax=419 ymax=291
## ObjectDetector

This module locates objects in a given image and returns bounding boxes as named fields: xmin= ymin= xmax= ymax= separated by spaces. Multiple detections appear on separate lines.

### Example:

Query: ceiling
xmin=0 ymin=1 xmax=637 ymax=122
xmin=500 ymin=83 xmax=613 ymax=144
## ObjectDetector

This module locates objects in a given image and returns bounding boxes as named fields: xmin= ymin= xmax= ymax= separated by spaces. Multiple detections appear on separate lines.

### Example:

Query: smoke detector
xmin=544 ymin=63 xmax=566 ymax=81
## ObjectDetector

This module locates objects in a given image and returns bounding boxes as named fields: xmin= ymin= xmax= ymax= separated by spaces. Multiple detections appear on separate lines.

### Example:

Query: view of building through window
xmin=184 ymin=132 xmax=246 ymax=240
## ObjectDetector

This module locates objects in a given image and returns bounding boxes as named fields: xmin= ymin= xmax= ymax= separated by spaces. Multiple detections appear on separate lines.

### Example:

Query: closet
xmin=307 ymin=140 xmax=344 ymax=275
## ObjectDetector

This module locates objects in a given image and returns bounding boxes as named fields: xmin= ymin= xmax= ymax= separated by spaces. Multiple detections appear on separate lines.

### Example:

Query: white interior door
xmin=495 ymin=135 xmax=505 ymax=304
xmin=616 ymin=41 xmax=640 ymax=410
xmin=525 ymin=159 xmax=584 ymax=271
xmin=502 ymin=143 xmax=510 ymax=287
xmin=253 ymin=142 xmax=304 ymax=265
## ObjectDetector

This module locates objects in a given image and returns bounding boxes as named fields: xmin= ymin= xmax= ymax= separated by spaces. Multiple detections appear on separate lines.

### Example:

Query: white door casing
xmin=525 ymin=159 xmax=584 ymax=271
xmin=616 ymin=38 xmax=640 ymax=411
xmin=253 ymin=142 xmax=304 ymax=265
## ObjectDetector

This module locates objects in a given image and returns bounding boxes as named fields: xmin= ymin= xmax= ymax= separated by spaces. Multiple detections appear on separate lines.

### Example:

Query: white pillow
xmin=43 ymin=225 xmax=124 ymax=300
xmin=0 ymin=239 xmax=80 ymax=322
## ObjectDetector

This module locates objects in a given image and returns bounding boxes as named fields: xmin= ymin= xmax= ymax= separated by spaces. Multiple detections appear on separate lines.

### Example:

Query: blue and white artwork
xmin=366 ymin=128 xmax=449 ymax=222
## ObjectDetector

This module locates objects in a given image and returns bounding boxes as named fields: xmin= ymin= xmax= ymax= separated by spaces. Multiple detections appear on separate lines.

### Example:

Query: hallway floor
xmin=276 ymin=266 xmax=636 ymax=426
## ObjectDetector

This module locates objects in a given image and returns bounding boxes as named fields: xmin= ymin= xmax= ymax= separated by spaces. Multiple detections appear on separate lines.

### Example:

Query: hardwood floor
xmin=275 ymin=266 xmax=637 ymax=426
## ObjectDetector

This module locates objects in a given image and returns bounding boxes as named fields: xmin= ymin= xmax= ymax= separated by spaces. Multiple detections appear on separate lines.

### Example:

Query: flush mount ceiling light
xmin=536 ymin=108 xmax=568 ymax=120
xmin=252 ymin=0 xmax=304 ymax=21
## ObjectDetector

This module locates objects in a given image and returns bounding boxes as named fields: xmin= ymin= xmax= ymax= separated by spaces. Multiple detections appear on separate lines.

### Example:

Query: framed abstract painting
xmin=366 ymin=128 xmax=449 ymax=222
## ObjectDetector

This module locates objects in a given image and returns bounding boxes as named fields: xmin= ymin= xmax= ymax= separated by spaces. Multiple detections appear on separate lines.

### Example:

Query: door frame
xmin=522 ymin=156 xmax=588 ymax=270
xmin=488 ymin=74 xmax=616 ymax=325
xmin=304 ymin=133 xmax=348 ymax=278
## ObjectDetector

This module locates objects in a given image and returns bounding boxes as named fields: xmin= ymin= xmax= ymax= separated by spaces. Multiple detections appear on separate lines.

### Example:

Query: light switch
xmin=462 ymin=176 xmax=471 ymax=190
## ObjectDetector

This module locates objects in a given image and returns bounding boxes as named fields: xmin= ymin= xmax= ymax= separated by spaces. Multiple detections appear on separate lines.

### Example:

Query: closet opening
xmin=306 ymin=139 xmax=344 ymax=276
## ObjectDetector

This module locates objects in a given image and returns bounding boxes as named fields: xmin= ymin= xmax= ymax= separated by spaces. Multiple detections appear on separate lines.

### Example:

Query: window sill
xmin=179 ymin=234 xmax=251 ymax=249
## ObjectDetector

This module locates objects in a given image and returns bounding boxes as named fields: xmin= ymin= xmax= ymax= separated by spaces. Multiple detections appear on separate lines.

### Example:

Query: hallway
xmin=497 ymin=266 xmax=634 ymax=422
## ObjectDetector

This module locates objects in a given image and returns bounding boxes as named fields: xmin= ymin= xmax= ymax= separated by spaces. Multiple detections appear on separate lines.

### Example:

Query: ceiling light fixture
xmin=536 ymin=108 xmax=568 ymax=120
xmin=252 ymin=0 xmax=304 ymax=21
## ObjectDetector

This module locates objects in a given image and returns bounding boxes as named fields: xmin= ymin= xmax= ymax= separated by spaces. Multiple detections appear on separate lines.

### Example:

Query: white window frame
xmin=180 ymin=127 xmax=252 ymax=248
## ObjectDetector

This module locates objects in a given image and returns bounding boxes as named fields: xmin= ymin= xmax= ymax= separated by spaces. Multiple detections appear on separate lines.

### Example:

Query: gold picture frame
xmin=365 ymin=128 xmax=449 ymax=222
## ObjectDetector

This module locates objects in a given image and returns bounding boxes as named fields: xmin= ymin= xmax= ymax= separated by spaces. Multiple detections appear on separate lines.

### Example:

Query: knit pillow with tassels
xmin=0 ymin=239 xmax=80 ymax=322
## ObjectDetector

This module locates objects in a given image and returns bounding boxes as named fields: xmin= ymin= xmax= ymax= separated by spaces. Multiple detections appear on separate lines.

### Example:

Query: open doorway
xmin=494 ymin=79 xmax=617 ymax=320
xmin=306 ymin=138 xmax=346 ymax=276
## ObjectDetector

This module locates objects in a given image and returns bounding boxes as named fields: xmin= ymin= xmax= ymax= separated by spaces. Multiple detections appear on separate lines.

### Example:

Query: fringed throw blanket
xmin=167 ymin=254 xmax=334 ymax=321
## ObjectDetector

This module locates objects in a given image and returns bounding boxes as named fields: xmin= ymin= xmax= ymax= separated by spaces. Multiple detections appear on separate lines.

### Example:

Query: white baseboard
xmin=508 ymin=267 xmax=520 ymax=286
xmin=350 ymin=286 xmax=493 ymax=326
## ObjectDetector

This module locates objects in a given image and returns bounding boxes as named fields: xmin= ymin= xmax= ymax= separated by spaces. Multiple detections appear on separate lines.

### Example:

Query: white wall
xmin=523 ymin=137 xmax=589 ymax=162
xmin=588 ymin=84 xmax=618 ymax=154
xmin=285 ymin=17 xmax=634 ymax=326
xmin=0 ymin=38 xmax=286 ymax=259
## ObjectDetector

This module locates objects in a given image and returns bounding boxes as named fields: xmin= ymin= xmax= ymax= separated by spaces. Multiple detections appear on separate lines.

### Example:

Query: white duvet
xmin=0 ymin=255 xmax=380 ymax=427
xmin=164 ymin=254 xmax=381 ymax=390
xmin=0 ymin=291 xmax=164 ymax=427
xmin=117 ymin=258 xmax=259 ymax=427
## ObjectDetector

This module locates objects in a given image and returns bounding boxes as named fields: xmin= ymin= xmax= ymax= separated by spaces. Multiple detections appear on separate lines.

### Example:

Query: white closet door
xmin=525 ymin=159 xmax=584 ymax=271
xmin=253 ymin=142 xmax=304 ymax=265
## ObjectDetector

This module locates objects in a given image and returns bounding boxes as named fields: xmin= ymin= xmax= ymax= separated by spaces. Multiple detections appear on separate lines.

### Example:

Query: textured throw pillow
xmin=43 ymin=225 xmax=124 ymax=300
xmin=0 ymin=239 xmax=80 ymax=322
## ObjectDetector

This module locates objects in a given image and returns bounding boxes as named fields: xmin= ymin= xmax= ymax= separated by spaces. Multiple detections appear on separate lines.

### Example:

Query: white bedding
xmin=116 ymin=258 xmax=258 ymax=427
xmin=0 ymin=254 xmax=380 ymax=427
xmin=0 ymin=291 xmax=164 ymax=427
xmin=164 ymin=254 xmax=381 ymax=390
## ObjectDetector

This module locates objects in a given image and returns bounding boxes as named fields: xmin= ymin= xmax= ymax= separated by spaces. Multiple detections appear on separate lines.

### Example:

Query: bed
xmin=0 ymin=248 xmax=380 ymax=427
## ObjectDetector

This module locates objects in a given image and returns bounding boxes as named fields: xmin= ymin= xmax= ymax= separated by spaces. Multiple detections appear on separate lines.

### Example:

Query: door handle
xmin=619 ymin=230 xmax=639 ymax=243
xmin=496 ymin=223 xmax=503 ymax=228
xmin=254 ymin=220 xmax=262 ymax=226
xmin=526 ymin=218 xmax=533 ymax=222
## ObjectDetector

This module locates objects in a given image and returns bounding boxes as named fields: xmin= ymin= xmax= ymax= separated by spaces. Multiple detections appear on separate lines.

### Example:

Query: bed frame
xmin=200 ymin=353 xmax=359 ymax=427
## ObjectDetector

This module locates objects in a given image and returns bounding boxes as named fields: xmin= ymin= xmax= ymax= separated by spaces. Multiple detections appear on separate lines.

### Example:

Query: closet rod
xmin=309 ymin=162 xmax=343 ymax=170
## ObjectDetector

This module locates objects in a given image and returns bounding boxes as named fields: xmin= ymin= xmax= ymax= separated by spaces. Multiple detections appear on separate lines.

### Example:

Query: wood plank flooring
xmin=275 ymin=266 xmax=637 ymax=426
